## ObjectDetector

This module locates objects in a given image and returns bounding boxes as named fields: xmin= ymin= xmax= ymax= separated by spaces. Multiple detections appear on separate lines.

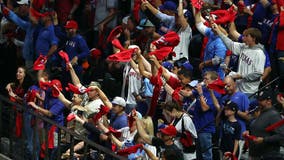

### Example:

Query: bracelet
xmin=199 ymin=93 xmax=204 ymax=97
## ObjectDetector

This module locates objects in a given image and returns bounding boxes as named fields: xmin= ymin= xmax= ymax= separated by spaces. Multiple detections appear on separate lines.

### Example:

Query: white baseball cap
xmin=112 ymin=97 xmax=126 ymax=107
xmin=17 ymin=0 xmax=29 ymax=5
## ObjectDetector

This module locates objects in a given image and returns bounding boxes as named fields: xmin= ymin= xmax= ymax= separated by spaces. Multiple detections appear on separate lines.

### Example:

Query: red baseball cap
xmin=64 ymin=20 xmax=78 ymax=29
xmin=160 ymin=125 xmax=177 ymax=137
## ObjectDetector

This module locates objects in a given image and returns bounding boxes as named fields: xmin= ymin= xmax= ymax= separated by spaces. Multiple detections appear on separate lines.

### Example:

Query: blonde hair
xmin=142 ymin=116 xmax=154 ymax=136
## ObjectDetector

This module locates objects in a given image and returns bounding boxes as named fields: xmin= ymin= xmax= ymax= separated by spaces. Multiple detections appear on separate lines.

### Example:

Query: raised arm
xmin=137 ymin=55 xmax=152 ymax=79
xmin=177 ymin=0 xmax=189 ymax=30
xmin=67 ymin=63 xmax=82 ymax=87
xmin=88 ymin=86 xmax=112 ymax=110
xmin=136 ymin=118 xmax=152 ymax=144
xmin=148 ymin=55 xmax=171 ymax=81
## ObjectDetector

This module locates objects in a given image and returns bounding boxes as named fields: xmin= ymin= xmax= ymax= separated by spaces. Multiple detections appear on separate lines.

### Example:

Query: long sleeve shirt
xmin=8 ymin=10 xmax=36 ymax=61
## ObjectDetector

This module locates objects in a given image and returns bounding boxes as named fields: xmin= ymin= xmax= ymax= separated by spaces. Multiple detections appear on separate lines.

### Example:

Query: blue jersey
xmin=44 ymin=89 xmax=65 ymax=129
xmin=192 ymin=87 xmax=221 ymax=133
xmin=35 ymin=25 xmax=58 ymax=57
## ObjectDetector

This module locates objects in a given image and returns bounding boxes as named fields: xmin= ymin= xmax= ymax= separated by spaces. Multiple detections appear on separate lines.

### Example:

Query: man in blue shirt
xmin=189 ymin=71 xmax=222 ymax=160
xmin=222 ymin=76 xmax=250 ymax=159
xmin=35 ymin=14 xmax=58 ymax=58
xmin=28 ymin=79 xmax=65 ymax=159
xmin=63 ymin=20 xmax=90 ymax=82
xmin=194 ymin=9 xmax=227 ymax=79
xmin=110 ymin=96 xmax=128 ymax=130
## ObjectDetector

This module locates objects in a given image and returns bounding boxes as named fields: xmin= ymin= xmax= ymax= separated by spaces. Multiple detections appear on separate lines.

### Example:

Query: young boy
xmin=220 ymin=100 xmax=242 ymax=159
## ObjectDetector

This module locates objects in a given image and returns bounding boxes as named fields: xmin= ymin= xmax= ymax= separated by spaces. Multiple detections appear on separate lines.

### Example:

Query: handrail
xmin=0 ymin=94 xmax=126 ymax=160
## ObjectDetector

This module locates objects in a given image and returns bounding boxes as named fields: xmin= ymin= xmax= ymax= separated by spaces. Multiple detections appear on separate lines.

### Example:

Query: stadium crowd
xmin=0 ymin=0 xmax=284 ymax=159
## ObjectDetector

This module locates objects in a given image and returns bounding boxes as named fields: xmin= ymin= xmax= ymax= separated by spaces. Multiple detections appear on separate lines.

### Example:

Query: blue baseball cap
xmin=159 ymin=1 xmax=177 ymax=12
xmin=182 ymin=61 xmax=193 ymax=71
xmin=162 ymin=61 xmax=174 ymax=71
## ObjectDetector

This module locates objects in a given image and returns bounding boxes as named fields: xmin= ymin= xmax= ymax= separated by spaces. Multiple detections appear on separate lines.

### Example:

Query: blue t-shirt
xmin=192 ymin=87 xmax=221 ymax=133
xmin=251 ymin=3 xmax=278 ymax=44
xmin=203 ymin=28 xmax=227 ymax=79
xmin=110 ymin=113 xmax=128 ymax=130
xmin=222 ymin=91 xmax=249 ymax=135
xmin=65 ymin=34 xmax=90 ymax=62
xmin=143 ymin=78 xmax=153 ymax=97
xmin=44 ymin=89 xmax=65 ymax=129
xmin=35 ymin=25 xmax=58 ymax=57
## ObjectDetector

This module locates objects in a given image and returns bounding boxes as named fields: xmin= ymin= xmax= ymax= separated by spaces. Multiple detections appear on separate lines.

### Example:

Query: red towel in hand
xmin=39 ymin=81 xmax=52 ymax=90
xmin=66 ymin=113 xmax=76 ymax=122
xmin=210 ymin=6 xmax=237 ymax=24
xmin=107 ymin=48 xmax=136 ymax=62
xmin=151 ymin=31 xmax=180 ymax=49
xmin=112 ymin=39 xmax=126 ymax=51
xmin=191 ymin=0 xmax=204 ymax=11
xmin=148 ymin=67 xmax=163 ymax=117
xmin=26 ymin=89 xmax=38 ymax=102
xmin=116 ymin=144 xmax=143 ymax=156
xmin=107 ymin=25 xmax=123 ymax=43
xmin=65 ymin=83 xmax=91 ymax=94
xmin=208 ymin=79 xmax=226 ymax=94
xmin=242 ymin=133 xmax=257 ymax=141
xmin=92 ymin=105 xmax=110 ymax=123
xmin=172 ymin=87 xmax=183 ymax=105
xmin=33 ymin=55 xmax=47 ymax=70
xmin=224 ymin=152 xmax=238 ymax=160
xmin=265 ymin=119 xmax=284 ymax=132
xmin=149 ymin=47 xmax=173 ymax=61
xmin=58 ymin=50 xmax=70 ymax=63
xmin=108 ymin=127 xmax=122 ymax=138
xmin=90 ymin=48 xmax=102 ymax=59
xmin=128 ymin=109 xmax=137 ymax=128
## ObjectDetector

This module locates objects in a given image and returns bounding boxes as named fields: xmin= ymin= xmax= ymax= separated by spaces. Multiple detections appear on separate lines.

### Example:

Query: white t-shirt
xmin=121 ymin=63 xmax=142 ymax=105
xmin=84 ymin=99 xmax=104 ymax=118
xmin=173 ymin=25 xmax=192 ymax=61
xmin=173 ymin=113 xmax=197 ymax=160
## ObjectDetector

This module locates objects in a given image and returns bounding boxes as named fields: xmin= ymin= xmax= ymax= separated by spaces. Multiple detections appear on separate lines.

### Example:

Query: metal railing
xmin=0 ymin=94 xmax=126 ymax=160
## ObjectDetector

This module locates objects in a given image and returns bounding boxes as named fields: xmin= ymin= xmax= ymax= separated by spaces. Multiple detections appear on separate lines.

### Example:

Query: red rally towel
xmin=242 ymin=132 xmax=257 ymax=141
xmin=265 ymin=119 xmax=284 ymax=132
xmin=210 ymin=6 xmax=237 ymax=25
xmin=151 ymin=31 xmax=180 ymax=49
xmin=66 ymin=113 xmax=76 ymax=122
xmin=116 ymin=144 xmax=143 ymax=156
xmin=148 ymin=67 xmax=163 ymax=117
xmin=58 ymin=50 xmax=70 ymax=64
xmin=149 ymin=47 xmax=173 ymax=61
xmin=191 ymin=0 xmax=204 ymax=11
xmin=65 ymin=83 xmax=91 ymax=94
xmin=92 ymin=105 xmax=110 ymax=123
xmin=40 ymin=125 xmax=57 ymax=158
xmin=33 ymin=55 xmax=47 ymax=71
xmin=112 ymin=39 xmax=126 ymax=51
xmin=224 ymin=152 xmax=238 ymax=160
xmin=108 ymin=127 xmax=122 ymax=138
xmin=172 ymin=87 xmax=183 ymax=105
xmin=107 ymin=48 xmax=136 ymax=62
xmin=207 ymin=78 xmax=226 ymax=94
xmin=26 ymin=89 xmax=38 ymax=103
xmin=9 ymin=96 xmax=23 ymax=138
xmin=107 ymin=25 xmax=123 ymax=43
